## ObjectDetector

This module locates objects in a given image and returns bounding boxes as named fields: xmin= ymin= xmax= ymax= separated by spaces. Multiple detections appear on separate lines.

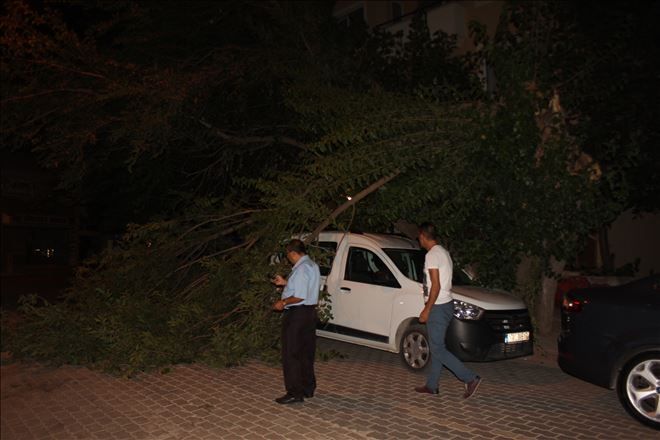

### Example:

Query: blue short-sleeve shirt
xmin=282 ymin=255 xmax=320 ymax=307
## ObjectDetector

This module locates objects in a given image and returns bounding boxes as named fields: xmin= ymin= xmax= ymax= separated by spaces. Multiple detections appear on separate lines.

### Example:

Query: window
xmin=311 ymin=241 xmax=337 ymax=276
xmin=339 ymin=7 xmax=365 ymax=27
xmin=345 ymin=247 xmax=400 ymax=288
xmin=391 ymin=2 xmax=403 ymax=21
xmin=384 ymin=248 xmax=425 ymax=282
xmin=384 ymin=247 xmax=475 ymax=286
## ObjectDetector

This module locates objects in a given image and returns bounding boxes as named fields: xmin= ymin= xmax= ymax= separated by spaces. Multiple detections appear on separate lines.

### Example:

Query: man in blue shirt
xmin=272 ymin=239 xmax=320 ymax=404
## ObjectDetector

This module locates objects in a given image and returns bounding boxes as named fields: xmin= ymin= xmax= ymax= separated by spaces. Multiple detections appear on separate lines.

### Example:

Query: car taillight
xmin=562 ymin=293 xmax=587 ymax=313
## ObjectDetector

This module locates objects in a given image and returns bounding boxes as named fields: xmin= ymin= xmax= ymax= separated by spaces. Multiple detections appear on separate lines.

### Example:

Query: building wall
xmin=455 ymin=1 xmax=503 ymax=53
xmin=608 ymin=210 xmax=660 ymax=276
xmin=365 ymin=1 xmax=391 ymax=26
xmin=333 ymin=1 xmax=503 ymax=92
xmin=333 ymin=0 xmax=504 ymax=48
xmin=334 ymin=1 xmax=419 ymax=24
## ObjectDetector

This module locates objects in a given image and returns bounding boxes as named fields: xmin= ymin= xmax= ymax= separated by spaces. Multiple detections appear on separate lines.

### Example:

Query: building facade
xmin=333 ymin=0 xmax=504 ymax=53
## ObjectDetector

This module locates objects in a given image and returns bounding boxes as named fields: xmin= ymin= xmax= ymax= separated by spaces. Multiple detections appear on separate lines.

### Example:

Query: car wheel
xmin=616 ymin=351 xmax=660 ymax=429
xmin=400 ymin=324 xmax=430 ymax=372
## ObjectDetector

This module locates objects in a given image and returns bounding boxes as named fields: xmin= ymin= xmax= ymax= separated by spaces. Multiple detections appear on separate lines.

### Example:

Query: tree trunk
xmin=535 ymin=257 xmax=566 ymax=336
xmin=598 ymin=226 xmax=613 ymax=273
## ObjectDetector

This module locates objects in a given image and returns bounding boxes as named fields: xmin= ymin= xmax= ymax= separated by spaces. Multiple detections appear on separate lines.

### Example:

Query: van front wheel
xmin=400 ymin=324 xmax=430 ymax=372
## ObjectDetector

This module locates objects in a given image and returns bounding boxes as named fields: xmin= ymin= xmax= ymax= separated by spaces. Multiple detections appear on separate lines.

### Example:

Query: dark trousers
xmin=281 ymin=305 xmax=317 ymax=397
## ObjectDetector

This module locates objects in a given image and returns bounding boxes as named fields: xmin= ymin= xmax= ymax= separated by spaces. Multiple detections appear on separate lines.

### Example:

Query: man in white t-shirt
xmin=415 ymin=223 xmax=482 ymax=399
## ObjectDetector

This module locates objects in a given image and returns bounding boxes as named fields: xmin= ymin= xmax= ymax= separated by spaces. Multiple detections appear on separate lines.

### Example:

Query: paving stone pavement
xmin=1 ymin=335 xmax=657 ymax=440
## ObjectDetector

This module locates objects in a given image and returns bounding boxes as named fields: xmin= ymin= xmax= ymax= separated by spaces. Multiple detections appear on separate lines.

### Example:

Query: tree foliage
xmin=2 ymin=0 xmax=655 ymax=370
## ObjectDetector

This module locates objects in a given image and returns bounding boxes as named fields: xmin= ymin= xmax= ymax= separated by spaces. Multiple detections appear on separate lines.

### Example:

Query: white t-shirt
xmin=423 ymin=244 xmax=453 ymax=305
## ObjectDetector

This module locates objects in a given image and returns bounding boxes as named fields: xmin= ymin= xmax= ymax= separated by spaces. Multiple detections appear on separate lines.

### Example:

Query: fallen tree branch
xmin=175 ymin=237 xmax=258 ymax=272
xmin=198 ymin=118 xmax=308 ymax=150
xmin=179 ymin=210 xmax=262 ymax=238
xmin=1 ymin=88 xmax=98 ymax=103
xmin=306 ymin=170 xmax=401 ymax=244
xmin=176 ymin=273 xmax=210 ymax=300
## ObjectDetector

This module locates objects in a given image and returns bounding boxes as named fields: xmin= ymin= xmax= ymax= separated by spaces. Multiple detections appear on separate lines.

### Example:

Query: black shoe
xmin=303 ymin=390 xmax=315 ymax=398
xmin=275 ymin=394 xmax=304 ymax=404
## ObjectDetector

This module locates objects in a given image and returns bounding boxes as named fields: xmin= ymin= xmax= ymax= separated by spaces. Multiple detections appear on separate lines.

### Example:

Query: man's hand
xmin=273 ymin=299 xmax=286 ymax=311
xmin=419 ymin=308 xmax=430 ymax=323
xmin=272 ymin=274 xmax=287 ymax=287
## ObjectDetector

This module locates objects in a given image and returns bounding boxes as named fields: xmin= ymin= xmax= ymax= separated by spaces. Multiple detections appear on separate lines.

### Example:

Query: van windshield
xmin=384 ymin=248 xmax=474 ymax=286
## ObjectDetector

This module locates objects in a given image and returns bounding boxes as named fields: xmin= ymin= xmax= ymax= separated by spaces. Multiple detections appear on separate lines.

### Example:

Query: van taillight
xmin=562 ymin=293 xmax=586 ymax=313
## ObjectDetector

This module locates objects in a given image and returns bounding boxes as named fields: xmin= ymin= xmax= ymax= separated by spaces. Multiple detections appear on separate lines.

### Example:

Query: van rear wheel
xmin=401 ymin=324 xmax=430 ymax=371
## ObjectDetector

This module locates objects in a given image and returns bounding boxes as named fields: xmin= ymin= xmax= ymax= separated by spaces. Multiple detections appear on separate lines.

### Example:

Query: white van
xmin=311 ymin=231 xmax=533 ymax=370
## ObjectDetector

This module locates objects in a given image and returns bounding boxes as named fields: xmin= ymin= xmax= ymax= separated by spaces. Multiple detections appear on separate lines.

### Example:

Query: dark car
xmin=557 ymin=274 xmax=660 ymax=429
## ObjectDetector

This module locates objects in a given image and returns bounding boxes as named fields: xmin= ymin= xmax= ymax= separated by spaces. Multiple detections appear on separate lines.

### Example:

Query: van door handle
xmin=340 ymin=287 xmax=351 ymax=292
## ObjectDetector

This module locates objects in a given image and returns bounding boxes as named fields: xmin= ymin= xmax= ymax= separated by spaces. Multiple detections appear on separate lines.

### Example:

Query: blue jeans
xmin=425 ymin=301 xmax=477 ymax=389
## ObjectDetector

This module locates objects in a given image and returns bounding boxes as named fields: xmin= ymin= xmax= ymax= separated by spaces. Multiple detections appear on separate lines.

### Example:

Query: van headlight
xmin=453 ymin=300 xmax=484 ymax=320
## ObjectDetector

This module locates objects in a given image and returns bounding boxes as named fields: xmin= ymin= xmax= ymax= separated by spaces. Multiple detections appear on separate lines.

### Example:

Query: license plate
xmin=505 ymin=331 xmax=530 ymax=344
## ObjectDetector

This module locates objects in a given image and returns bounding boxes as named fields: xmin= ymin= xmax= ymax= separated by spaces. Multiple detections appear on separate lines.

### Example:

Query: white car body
xmin=311 ymin=231 xmax=533 ymax=366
